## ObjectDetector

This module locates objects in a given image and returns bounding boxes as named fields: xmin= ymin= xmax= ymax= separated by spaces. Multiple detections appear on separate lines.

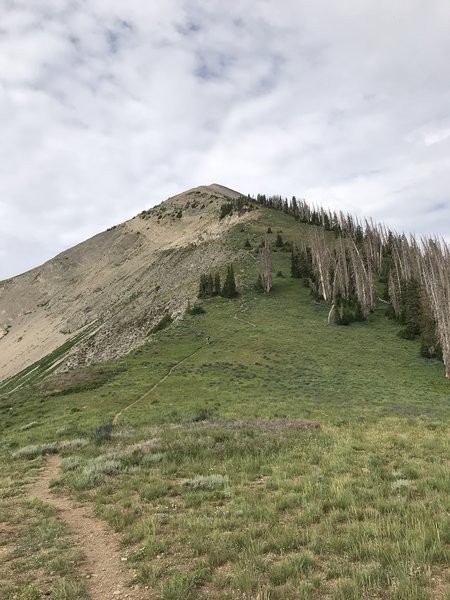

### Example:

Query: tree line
xmin=289 ymin=226 xmax=450 ymax=378
xmin=219 ymin=192 xmax=449 ymax=378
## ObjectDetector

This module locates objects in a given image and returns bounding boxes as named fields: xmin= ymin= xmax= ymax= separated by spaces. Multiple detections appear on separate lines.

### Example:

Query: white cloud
xmin=1 ymin=0 xmax=450 ymax=278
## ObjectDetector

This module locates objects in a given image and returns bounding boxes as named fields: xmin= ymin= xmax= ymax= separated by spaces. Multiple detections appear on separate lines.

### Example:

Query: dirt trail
xmin=31 ymin=455 xmax=147 ymax=599
xmin=113 ymin=307 xmax=257 ymax=425
xmin=113 ymin=344 xmax=204 ymax=425
xmin=233 ymin=313 xmax=257 ymax=328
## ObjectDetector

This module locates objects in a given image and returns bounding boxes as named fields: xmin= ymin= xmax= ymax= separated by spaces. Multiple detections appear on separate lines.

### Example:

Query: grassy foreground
xmin=1 ymin=215 xmax=449 ymax=599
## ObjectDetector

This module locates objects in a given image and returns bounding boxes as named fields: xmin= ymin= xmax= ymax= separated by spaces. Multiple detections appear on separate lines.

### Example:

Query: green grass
xmin=1 ymin=209 xmax=450 ymax=599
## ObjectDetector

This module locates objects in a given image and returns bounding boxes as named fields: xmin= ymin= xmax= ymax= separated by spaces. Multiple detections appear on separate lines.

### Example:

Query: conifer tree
xmin=198 ymin=274 xmax=208 ymax=299
xmin=291 ymin=249 xmax=301 ymax=278
xmin=222 ymin=265 xmax=238 ymax=298
xmin=207 ymin=273 xmax=214 ymax=297
xmin=214 ymin=273 xmax=221 ymax=296
xmin=275 ymin=234 xmax=284 ymax=248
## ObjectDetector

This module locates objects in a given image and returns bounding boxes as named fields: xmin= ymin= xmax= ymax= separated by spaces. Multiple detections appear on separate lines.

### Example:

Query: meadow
xmin=1 ymin=214 xmax=449 ymax=599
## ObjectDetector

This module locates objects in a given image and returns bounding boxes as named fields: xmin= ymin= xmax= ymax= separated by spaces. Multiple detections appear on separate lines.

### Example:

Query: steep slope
xmin=0 ymin=184 xmax=253 ymax=382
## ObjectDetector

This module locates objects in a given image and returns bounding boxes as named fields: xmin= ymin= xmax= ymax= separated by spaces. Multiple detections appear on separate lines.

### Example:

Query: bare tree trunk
xmin=310 ymin=230 xmax=332 ymax=301
xmin=349 ymin=240 xmax=374 ymax=318
xmin=421 ymin=239 xmax=450 ymax=378
xmin=259 ymin=237 xmax=273 ymax=293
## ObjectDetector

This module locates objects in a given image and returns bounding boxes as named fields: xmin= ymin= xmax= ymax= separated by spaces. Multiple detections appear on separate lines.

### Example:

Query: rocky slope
xmin=0 ymin=184 xmax=255 ymax=382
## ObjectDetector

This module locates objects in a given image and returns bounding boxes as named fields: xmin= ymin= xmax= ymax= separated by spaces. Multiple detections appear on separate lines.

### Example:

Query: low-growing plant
xmin=94 ymin=424 xmax=113 ymax=444
xmin=19 ymin=421 xmax=38 ymax=431
xmin=150 ymin=312 xmax=173 ymax=334
xmin=187 ymin=303 xmax=206 ymax=316
xmin=13 ymin=442 xmax=58 ymax=459
xmin=192 ymin=408 xmax=214 ymax=422
xmin=72 ymin=456 xmax=122 ymax=489
xmin=182 ymin=474 xmax=229 ymax=490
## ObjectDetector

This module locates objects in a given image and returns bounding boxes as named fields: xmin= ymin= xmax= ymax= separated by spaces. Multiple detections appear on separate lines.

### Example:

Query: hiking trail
xmin=112 ymin=306 xmax=256 ymax=425
xmin=31 ymin=455 xmax=147 ymax=599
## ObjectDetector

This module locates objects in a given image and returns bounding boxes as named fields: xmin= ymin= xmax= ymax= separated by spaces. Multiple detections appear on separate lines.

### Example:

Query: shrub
xmin=72 ymin=456 xmax=122 ymax=490
xmin=150 ymin=312 xmax=173 ymax=334
xmin=182 ymin=474 xmax=229 ymax=490
xmin=94 ymin=424 xmax=113 ymax=444
xmin=192 ymin=408 xmax=214 ymax=422
xmin=59 ymin=439 xmax=89 ymax=454
xmin=188 ymin=303 xmax=205 ymax=315
xmin=61 ymin=455 xmax=84 ymax=472
xmin=13 ymin=443 xmax=58 ymax=459
xmin=219 ymin=203 xmax=233 ymax=219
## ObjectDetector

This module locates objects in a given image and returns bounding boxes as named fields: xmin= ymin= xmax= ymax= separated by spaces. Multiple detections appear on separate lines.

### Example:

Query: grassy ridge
xmin=1 ymin=212 xmax=449 ymax=599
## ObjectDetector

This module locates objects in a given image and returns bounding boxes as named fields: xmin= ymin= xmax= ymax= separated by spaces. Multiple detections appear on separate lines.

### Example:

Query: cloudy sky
xmin=1 ymin=0 xmax=450 ymax=279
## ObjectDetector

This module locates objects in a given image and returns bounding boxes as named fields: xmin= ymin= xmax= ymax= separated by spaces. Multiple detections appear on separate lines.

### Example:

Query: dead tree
xmin=310 ymin=230 xmax=332 ymax=302
xmin=259 ymin=237 xmax=273 ymax=293
xmin=421 ymin=238 xmax=450 ymax=378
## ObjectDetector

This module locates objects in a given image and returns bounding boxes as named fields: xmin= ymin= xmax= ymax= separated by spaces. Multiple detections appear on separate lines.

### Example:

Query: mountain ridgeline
xmin=1 ymin=183 xmax=449 ymax=388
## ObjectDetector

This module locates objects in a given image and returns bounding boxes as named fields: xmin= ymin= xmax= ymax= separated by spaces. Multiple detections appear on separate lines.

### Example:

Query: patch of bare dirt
xmin=31 ymin=455 xmax=149 ymax=599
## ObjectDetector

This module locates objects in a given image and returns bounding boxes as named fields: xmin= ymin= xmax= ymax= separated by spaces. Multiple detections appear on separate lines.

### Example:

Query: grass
xmin=0 ymin=494 xmax=88 ymax=600
xmin=1 ymin=208 xmax=450 ymax=598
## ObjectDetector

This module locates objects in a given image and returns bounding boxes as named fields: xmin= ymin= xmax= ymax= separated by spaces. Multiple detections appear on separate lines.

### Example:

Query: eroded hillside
xmin=0 ymin=184 xmax=255 ymax=381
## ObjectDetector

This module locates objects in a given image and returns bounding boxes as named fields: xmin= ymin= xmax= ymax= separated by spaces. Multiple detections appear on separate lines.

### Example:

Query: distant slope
xmin=0 ymin=185 xmax=255 ymax=382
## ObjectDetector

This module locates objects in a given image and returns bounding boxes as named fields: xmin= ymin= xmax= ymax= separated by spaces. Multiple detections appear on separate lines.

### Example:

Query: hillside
xmin=0 ymin=184 xmax=250 ymax=382
xmin=1 ymin=195 xmax=449 ymax=599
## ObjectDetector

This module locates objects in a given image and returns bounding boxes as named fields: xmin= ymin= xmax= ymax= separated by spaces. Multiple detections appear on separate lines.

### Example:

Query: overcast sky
xmin=1 ymin=1 xmax=450 ymax=279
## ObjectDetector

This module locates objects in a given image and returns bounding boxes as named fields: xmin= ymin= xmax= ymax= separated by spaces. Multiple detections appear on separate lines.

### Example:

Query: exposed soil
xmin=0 ymin=184 xmax=251 ymax=382
xmin=31 ymin=455 xmax=149 ymax=599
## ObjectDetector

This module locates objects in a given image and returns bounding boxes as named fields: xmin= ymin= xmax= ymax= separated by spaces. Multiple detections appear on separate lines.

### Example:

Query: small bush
xmin=59 ymin=438 xmax=89 ymax=452
xmin=150 ymin=312 xmax=173 ymax=334
xmin=187 ymin=303 xmax=205 ymax=315
xmin=13 ymin=443 xmax=58 ymax=459
xmin=398 ymin=325 xmax=418 ymax=340
xmin=13 ymin=438 xmax=89 ymax=460
xmin=182 ymin=474 xmax=229 ymax=490
xmin=73 ymin=456 xmax=122 ymax=490
xmin=219 ymin=203 xmax=233 ymax=219
xmin=61 ymin=455 xmax=84 ymax=472
xmin=94 ymin=424 xmax=113 ymax=444
xmin=192 ymin=408 xmax=214 ymax=422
